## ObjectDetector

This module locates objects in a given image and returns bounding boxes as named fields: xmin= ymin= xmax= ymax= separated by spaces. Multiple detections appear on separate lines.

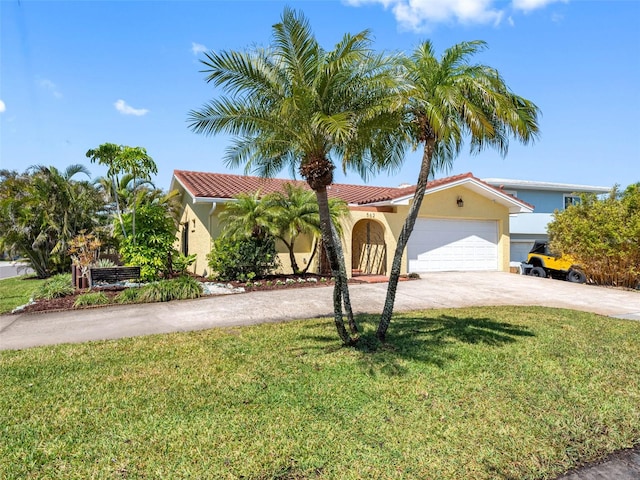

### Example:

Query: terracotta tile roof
xmin=172 ymin=169 xmax=531 ymax=208
xmin=173 ymin=170 xmax=418 ymax=205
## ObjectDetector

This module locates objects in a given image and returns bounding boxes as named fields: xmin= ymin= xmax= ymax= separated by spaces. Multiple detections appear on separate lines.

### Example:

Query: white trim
xmin=483 ymin=178 xmax=610 ymax=193
xmin=364 ymin=177 xmax=532 ymax=213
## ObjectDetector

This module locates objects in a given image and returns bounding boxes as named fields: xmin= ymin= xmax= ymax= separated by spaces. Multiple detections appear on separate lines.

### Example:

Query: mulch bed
xmin=15 ymin=274 xmax=348 ymax=315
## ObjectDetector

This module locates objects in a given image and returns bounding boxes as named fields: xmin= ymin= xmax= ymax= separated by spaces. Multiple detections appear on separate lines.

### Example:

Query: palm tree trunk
xmin=315 ymin=186 xmax=353 ymax=345
xmin=281 ymin=238 xmax=300 ymax=274
xmin=331 ymin=222 xmax=358 ymax=334
xmin=301 ymin=238 xmax=319 ymax=274
xmin=377 ymin=138 xmax=435 ymax=342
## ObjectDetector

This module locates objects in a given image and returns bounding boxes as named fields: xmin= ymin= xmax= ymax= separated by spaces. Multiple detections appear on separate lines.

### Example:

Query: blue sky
xmin=1 ymin=0 xmax=638 ymax=190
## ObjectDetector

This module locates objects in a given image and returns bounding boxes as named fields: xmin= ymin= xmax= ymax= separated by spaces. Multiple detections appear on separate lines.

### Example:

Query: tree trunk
xmin=281 ymin=238 xmax=300 ymax=274
xmin=331 ymin=222 xmax=358 ymax=334
xmin=112 ymin=177 xmax=127 ymax=239
xmin=377 ymin=138 xmax=435 ymax=342
xmin=301 ymin=238 xmax=319 ymax=274
xmin=315 ymin=186 xmax=353 ymax=345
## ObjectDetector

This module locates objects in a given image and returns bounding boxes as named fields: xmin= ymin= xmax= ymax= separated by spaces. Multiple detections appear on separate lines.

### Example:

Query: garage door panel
xmin=408 ymin=219 xmax=498 ymax=272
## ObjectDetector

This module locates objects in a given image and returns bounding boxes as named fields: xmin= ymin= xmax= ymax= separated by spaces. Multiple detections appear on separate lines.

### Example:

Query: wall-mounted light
xmin=457 ymin=196 xmax=464 ymax=208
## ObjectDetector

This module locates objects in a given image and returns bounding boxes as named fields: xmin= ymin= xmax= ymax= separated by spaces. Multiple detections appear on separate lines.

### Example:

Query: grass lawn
xmin=0 ymin=276 xmax=46 ymax=314
xmin=1 ymin=306 xmax=639 ymax=479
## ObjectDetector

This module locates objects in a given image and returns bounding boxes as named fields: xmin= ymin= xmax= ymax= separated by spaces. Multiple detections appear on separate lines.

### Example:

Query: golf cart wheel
xmin=529 ymin=266 xmax=547 ymax=278
xmin=567 ymin=269 xmax=586 ymax=284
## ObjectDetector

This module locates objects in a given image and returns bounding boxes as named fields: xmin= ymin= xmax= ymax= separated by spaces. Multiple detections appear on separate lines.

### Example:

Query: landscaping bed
xmin=12 ymin=274 xmax=341 ymax=315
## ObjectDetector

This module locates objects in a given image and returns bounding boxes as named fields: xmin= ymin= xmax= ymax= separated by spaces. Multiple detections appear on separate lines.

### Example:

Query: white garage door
xmin=407 ymin=219 xmax=498 ymax=272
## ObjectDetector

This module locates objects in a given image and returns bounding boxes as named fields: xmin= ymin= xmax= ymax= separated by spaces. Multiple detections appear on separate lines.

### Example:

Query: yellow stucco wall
xmin=175 ymin=183 xmax=511 ymax=278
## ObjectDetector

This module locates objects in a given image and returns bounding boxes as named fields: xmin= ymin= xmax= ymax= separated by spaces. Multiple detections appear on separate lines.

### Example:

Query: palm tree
xmin=265 ymin=183 xmax=349 ymax=274
xmin=188 ymin=8 xmax=403 ymax=345
xmin=376 ymin=40 xmax=541 ymax=341
xmin=0 ymin=165 xmax=105 ymax=277
xmin=218 ymin=191 xmax=272 ymax=240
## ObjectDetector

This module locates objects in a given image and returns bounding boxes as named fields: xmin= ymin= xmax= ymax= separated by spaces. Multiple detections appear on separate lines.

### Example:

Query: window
xmin=181 ymin=222 xmax=189 ymax=255
xmin=564 ymin=195 xmax=580 ymax=209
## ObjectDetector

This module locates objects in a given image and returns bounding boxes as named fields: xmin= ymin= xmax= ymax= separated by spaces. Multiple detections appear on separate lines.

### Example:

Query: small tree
xmin=87 ymin=143 xmax=157 ymax=243
xmin=548 ymin=184 xmax=640 ymax=288
xmin=116 ymin=202 xmax=177 ymax=281
xmin=68 ymin=231 xmax=102 ymax=283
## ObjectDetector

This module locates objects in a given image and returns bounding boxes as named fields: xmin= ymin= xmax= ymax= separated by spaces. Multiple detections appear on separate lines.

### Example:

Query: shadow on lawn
xmin=304 ymin=313 xmax=535 ymax=374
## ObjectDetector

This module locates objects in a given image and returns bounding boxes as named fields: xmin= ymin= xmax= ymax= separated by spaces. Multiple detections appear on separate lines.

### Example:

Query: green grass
xmin=0 ymin=276 xmax=47 ymax=314
xmin=1 ymin=307 xmax=639 ymax=479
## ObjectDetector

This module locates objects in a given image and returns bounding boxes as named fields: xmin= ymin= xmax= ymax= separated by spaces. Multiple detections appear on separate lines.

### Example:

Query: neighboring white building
xmin=482 ymin=178 xmax=611 ymax=263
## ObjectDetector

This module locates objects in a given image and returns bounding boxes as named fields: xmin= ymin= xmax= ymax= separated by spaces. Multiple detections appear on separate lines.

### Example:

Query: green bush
xmin=32 ymin=274 xmax=74 ymax=300
xmin=138 ymin=276 xmax=202 ymax=303
xmin=549 ymin=184 xmax=640 ymax=288
xmin=117 ymin=203 xmax=177 ymax=281
xmin=206 ymin=235 xmax=279 ymax=282
xmin=73 ymin=292 xmax=109 ymax=308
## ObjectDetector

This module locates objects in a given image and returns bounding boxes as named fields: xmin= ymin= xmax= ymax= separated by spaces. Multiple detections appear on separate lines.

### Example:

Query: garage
xmin=407 ymin=219 xmax=498 ymax=272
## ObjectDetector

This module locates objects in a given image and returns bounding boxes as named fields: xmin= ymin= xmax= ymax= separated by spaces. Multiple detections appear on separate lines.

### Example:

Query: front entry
xmin=352 ymin=219 xmax=387 ymax=275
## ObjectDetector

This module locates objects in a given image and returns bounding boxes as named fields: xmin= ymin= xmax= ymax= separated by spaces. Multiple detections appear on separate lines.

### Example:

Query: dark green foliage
xmin=32 ymin=274 xmax=74 ymax=300
xmin=137 ymin=276 xmax=203 ymax=303
xmin=549 ymin=184 xmax=640 ymax=288
xmin=207 ymin=235 xmax=279 ymax=282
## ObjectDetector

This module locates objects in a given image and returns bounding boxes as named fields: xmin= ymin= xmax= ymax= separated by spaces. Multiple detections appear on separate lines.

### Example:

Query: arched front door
xmin=352 ymin=219 xmax=387 ymax=275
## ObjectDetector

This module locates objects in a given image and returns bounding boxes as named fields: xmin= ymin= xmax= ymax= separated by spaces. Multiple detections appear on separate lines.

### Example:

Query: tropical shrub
xmin=548 ymin=184 xmax=640 ymax=288
xmin=117 ymin=202 xmax=177 ymax=281
xmin=0 ymin=166 xmax=107 ymax=277
xmin=171 ymin=252 xmax=197 ymax=276
xmin=206 ymin=235 xmax=279 ymax=282
xmin=32 ymin=274 xmax=74 ymax=300
xmin=73 ymin=292 xmax=109 ymax=308
xmin=137 ymin=276 xmax=202 ymax=303
xmin=94 ymin=258 xmax=117 ymax=268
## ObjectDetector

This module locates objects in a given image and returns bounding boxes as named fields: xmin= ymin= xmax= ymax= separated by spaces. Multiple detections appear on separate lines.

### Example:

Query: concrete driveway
xmin=1 ymin=271 xmax=639 ymax=350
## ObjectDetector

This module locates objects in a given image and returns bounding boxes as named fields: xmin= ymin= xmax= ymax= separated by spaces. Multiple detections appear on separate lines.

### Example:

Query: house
xmin=170 ymin=170 xmax=533 ymax=278
xmin=482 ymin=178 xmax=611 ymax=263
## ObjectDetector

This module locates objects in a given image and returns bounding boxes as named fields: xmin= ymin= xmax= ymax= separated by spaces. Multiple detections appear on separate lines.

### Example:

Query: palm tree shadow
xmin=325 ymin=313 xmax=534 ymax=376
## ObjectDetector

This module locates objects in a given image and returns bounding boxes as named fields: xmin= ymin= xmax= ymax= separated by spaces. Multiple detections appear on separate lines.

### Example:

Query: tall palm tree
xmin=376 ymin=40 xmax=541 ymax=341
xmin=188 ymin=8 xmax=403 ymax=345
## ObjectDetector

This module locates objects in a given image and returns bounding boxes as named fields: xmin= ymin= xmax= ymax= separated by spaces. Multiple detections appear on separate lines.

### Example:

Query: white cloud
xmin=114 ymin=99 xmax=149 ymax=116
xmin=512 ymin=0 xmax=567 ymax=13
xmin=0 ymin=100 xmax=5 ymax=113
xmin=345 ymin=0 xmax=566 ymax=30
xmin=38 ymin=78 xmax=62 ymax=98
xmin=192 ymin=42 xmax=207 ymax=55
